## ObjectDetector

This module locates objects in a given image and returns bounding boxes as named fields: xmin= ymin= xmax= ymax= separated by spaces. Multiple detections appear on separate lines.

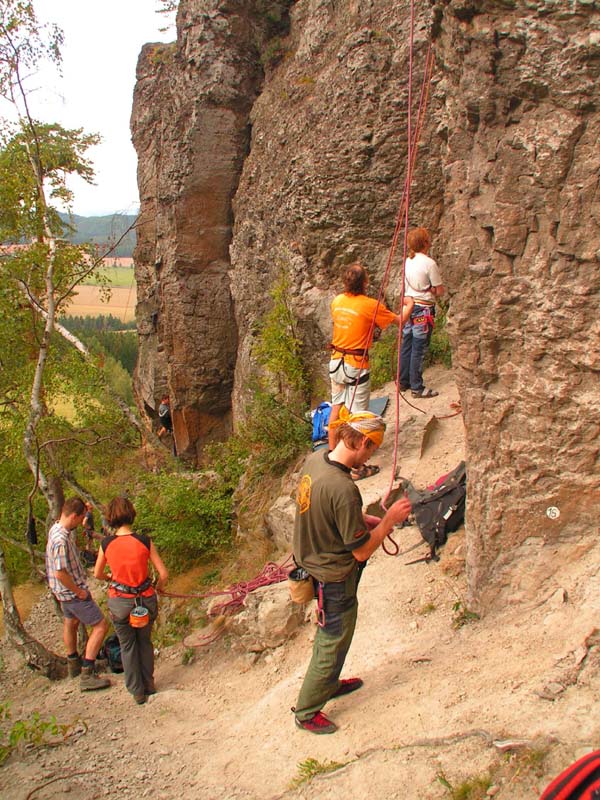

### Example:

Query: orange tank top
xmin=102 ymin=533 xmax=155 ymax=598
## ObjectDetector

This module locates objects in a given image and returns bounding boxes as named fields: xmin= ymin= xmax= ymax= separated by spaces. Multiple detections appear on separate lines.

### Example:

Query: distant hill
xmin=59 ymin=212 xmax=137 ymax=258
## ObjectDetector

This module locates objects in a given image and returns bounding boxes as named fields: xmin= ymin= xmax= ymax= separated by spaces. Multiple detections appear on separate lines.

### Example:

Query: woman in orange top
xmin=94 ymin=497 xmax=168 ymax=705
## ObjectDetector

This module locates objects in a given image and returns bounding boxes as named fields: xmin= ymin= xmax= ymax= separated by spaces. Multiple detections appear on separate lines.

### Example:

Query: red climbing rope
xmin=159 ymin=555 xmax=294 ymax=616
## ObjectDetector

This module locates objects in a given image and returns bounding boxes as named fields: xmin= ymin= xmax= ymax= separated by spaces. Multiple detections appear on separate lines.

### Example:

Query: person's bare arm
xmin=149 ymin=542 xmax=169 ymax=592
xmin=432 ymin=284 xmax=445 ymax=298
xmin=55 ymin=569 xmax=88 ymax=600
xmin=93 ymin=546 xmax=109 ymax=581
xmin=353 ymin=497 xmax=412 ymax=562
xmin=401 ymin=297 xmax=414 ymax=322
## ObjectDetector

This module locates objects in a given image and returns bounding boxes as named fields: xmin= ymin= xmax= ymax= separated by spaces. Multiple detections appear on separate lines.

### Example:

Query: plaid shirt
xmin=45 ymin=522 xmax=88 ymax=601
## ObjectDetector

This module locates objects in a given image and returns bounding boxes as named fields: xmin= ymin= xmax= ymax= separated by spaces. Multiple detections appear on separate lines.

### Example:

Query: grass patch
xmin=452 ymin=600 xmax=480 ymax=629
xmin=135 ymin=471 xmax=234 ymax=571
xmin=290 ymin=758 xmax=345 ymax=789
xmin=437 ymin=743 xmax=551 ymax=799
xmin=0 ymin=703 xmax=80 ymax=766
xmin=418 ymin=602 xmax=437 ymax=615
xmin=437 ymin=771 xmax=492 ymax=800
xmin=425 ymin=301 xmax=452 ymax=369
xmin=154 ymin=610 xmax=192 ymax=649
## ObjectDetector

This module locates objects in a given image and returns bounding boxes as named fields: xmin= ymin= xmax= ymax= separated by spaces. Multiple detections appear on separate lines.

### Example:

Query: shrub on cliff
xmin=134 ymin=472 xmax=233 ymax=570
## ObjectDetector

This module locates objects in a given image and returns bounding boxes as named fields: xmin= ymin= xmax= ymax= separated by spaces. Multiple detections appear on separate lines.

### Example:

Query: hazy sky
xmin=23 ymin=1 xmax=175 ymax=216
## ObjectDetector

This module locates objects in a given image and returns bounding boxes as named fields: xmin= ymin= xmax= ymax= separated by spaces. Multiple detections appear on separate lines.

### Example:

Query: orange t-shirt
xmin=102 ymin=533 xmax=155 ymax=598
xmin=330 ymin=293 xmax=398 ymax=368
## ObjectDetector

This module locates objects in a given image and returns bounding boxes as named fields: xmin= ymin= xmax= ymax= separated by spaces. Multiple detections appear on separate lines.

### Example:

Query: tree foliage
xmin=134 ymin=471 xmax=233 ymax=570
xmin=0 ymin=2 xmax=140 ymax=569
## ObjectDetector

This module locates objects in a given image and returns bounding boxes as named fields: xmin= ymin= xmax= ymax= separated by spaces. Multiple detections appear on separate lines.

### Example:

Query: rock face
xmin=132 ymin=0 xmax=600 ymax=608
xmin=433 ymin=0 xmax=600 ymax=608
xmin=229 ymin=582 xmax=307 ymax=652
xmin=131 ymin=1 xmax=290 ymax=459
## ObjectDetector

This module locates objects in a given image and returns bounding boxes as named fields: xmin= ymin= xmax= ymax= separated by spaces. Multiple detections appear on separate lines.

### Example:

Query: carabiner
xmin=316 ymin=582 xmax=326 ymax=628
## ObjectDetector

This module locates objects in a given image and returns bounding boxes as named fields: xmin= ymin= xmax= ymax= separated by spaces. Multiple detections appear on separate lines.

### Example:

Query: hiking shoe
xmin=411 ymin=387 xmax=439 ymax=398
xmin=134 ymin=694 xmax=147 ymax=705
xmin=94 ymin=656 xmax=108 ymax=673
xmin=295 ymin=711 xmax=337 ymax=734
xmin=80 ymin=665 xmax=111 ymax=691
xmin=332 ymin=677 xmax=364 ymax=698
xmin=67 ymin=654 xmax=82 ymax=679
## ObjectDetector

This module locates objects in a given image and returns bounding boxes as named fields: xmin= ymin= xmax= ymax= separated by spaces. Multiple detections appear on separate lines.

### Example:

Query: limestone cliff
xmin=433 ymin=0 xmax=600 ymax=608
xmin=132 ymin=0 xmax=291 ymax=459
xmin=132 ymin=0 xmax=599 ymax=608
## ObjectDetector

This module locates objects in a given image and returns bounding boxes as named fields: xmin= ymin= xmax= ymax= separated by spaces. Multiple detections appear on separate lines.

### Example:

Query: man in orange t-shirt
xmin=328 ymin=264 xmax=413 ymax=477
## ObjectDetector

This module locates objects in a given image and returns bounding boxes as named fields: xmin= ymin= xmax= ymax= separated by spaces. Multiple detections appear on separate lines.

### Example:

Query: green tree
xmin=0 ymin=0 xmax=141 ymax=677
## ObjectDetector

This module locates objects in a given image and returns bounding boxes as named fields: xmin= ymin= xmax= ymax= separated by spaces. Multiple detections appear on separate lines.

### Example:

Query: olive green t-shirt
xmin=293 ymin=450 xmax=370 ymax=583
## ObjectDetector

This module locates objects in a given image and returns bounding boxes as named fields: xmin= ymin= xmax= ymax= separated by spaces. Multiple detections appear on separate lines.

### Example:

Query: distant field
xmin=83 ymin=264 xmax=135 ymax=288
xmin=65 ymin=285 xmax=137 ymax=322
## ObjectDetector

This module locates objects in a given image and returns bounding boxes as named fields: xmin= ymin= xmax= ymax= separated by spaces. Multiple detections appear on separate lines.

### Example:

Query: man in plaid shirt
xmin=45 ymin=497 xmax=111 ymax=691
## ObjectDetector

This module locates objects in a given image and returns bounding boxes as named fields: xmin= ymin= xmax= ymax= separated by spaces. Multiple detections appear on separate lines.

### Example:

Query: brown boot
xmin=67 ymin=654 xmax=82 ymax=678
xmin=80 ymin=665 xmax=111 ymax=691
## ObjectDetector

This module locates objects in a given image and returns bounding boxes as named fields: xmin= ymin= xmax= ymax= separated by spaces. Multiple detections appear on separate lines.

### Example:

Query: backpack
xmin=311 ymin=402 xmax=331 ymax=444
xmin=540 ymin=750 xmax=600 ymax=799
xmin=100 ymin=634 xmax=124 ymax=673
xmin=404 ymin=461 xmax=467 ymax=562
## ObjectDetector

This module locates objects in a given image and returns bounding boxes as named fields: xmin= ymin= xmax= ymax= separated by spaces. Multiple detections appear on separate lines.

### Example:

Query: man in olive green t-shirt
xmin=292 ymin=409 xmax=411 ymax=734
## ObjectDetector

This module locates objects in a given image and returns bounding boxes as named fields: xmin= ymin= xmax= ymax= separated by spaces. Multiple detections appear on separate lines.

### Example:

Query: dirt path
xmin=1 ymin=365 xmax=599 ymax=799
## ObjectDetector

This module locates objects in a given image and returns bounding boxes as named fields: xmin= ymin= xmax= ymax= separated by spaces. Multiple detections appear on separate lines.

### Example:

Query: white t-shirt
xmin=404 ymin=252 xmax=442 ymax=304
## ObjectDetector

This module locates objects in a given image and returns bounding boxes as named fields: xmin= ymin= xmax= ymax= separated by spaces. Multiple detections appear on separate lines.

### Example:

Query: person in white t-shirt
xmin=399 ymin=227 xmax=445 ymax=398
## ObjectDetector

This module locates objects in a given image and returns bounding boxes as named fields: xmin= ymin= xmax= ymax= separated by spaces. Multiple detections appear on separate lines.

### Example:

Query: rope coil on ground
xmin=161 ymin=556 xmax=294 ymax=647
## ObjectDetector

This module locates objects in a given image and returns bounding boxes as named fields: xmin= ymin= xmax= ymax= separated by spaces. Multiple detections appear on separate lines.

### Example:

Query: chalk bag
xmin=288 ymin=566 xmax=314 ymax=604
xmin=129 ymin=598 xmax=150 ymax=628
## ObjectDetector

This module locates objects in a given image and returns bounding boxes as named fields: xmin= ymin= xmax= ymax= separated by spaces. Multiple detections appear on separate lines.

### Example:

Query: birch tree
xmin=0 ymin=0 xmax=140 ymax=675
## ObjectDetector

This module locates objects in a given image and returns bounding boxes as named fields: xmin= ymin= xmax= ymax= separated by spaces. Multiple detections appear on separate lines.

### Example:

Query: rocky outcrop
xmin=132 ymin=1 xmax=291 ymax=460
xmin=230 ymin=0 xmax=444 ymax=413
xmin=432 ymin=0 xmax=600 ymax=609
xmin=133 ymin=0 xmax=599 ymax=609
xmin=229 ymin=582 xmax=307 ymax=652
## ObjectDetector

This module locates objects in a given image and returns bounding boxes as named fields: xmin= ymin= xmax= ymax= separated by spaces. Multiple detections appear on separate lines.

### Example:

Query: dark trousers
xmin=294 ymin=564 xmax=362 ymax=721
xmin=108 ymin=594 xmax=158 ymax=697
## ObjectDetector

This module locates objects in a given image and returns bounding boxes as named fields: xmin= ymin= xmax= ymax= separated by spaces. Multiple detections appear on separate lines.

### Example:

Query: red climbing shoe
xmin=332 ymin=677 xmax=364 ymax=698
xmin=295 ymin=711 xmax=338 ymax=734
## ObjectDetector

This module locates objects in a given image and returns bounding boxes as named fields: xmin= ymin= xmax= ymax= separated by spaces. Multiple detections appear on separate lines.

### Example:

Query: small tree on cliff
xmin=0 ymin=0 xmax=140 ymax=676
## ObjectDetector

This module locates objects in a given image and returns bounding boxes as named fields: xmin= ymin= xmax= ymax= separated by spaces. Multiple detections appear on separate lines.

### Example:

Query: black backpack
xmin=100 ymin=634 xmax=124 ymax=673
xmin=405 ymin=461 xmax=467 ymax=562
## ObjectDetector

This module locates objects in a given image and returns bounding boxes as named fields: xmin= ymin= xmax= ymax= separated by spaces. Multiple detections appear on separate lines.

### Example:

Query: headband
xmin=329 ymin=406 xmax=386 ymax=447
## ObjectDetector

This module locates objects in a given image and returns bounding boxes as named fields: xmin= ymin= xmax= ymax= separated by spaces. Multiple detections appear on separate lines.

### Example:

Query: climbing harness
xmin=328 ymin=344 xmax=368 ymax=359
xmin=110 ymin=576 xmax=153 ymax=595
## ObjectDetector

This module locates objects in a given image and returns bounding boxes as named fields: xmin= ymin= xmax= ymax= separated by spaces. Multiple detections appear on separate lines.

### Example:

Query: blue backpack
xmin=311 ymin=402 xmax=331 ymax=443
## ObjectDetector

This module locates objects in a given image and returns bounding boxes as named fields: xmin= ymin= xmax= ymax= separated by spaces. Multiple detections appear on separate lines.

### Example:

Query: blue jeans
xmin=400 ymin=305 xmax=435 ymax=392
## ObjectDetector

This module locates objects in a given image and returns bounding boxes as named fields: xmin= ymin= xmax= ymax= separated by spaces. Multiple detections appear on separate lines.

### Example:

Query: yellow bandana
xmin=329 ymin=406 xmax=385 ymax=447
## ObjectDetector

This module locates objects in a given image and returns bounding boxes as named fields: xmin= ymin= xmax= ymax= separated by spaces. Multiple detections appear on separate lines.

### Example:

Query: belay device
xmin=404 ymin=461 xmax=467 ymax=563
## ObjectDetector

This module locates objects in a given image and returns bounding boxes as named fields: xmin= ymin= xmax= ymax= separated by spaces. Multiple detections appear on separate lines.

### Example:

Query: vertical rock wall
xmin=433 ymin=0 xmax=600 ymax=608
xmin=132 ymin=0 xmax=278 ymax=460
xmin=133 ymin=0 xmax=599 ymax=608
xmin=229 ymin=0 xmax=443 ymax=414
